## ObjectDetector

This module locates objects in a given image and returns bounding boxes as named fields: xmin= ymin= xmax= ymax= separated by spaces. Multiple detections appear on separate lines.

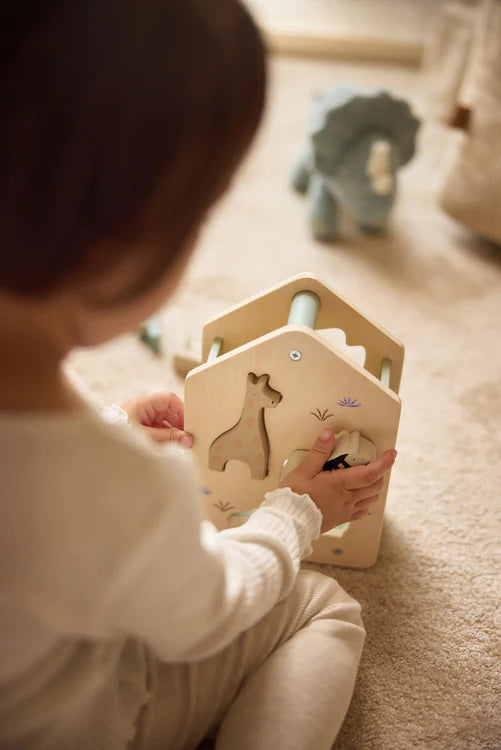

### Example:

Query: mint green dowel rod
xmin=287 ymin=291 xmax=321 ymax=329
xmin=380 ymin=358 xmax=392 ymax=388
xmin=208 ymin=337 xmax=223 ymax=362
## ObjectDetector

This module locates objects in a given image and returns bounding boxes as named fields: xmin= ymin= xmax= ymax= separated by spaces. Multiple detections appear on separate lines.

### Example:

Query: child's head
xmin=0 ymin=1 xmax=266 ymax=344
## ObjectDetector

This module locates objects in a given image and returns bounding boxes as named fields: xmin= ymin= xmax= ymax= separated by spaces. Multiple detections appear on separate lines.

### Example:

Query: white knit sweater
xmin=0 ymin=407 xmax=322 ymax=749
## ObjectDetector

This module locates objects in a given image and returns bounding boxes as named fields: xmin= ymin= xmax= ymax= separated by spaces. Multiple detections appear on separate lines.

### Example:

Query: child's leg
xmin=216 ymin=570 xmax=365 ymax=750
xmin=137 ymin=570 xmax=365 ymax=750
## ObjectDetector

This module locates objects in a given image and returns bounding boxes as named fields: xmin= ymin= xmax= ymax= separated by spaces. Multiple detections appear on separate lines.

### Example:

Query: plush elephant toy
xmin=292 ymin=87 xmax=420 ymax=240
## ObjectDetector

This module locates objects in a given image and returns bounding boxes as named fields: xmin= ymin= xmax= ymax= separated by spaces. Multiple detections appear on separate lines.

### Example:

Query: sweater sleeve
xmin=2 ymin=411 xmax=324 ymax=667
xmin=91 ymin=445 xmax=322 ymax=662
xmin=8 ymin=415 xmax=322 ymax=663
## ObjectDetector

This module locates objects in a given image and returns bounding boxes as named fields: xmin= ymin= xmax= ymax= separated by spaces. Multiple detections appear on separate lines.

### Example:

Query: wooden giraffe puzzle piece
xmin=208 ymin=373 xmax=282 ymax=480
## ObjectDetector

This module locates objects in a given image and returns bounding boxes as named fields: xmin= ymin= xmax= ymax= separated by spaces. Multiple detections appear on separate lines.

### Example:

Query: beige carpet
xmin=70 ymin=56 xmax=501 ymax=749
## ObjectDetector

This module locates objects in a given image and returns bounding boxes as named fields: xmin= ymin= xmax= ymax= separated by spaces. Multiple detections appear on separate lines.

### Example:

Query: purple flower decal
xmin=337 ymin=397 xmax=361 ymax=408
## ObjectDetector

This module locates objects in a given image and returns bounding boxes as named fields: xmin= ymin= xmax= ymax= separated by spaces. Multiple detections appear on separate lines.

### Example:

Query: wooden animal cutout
xmin=280 ymin=431 xmax=377 ymax=480
xmin=208 ymin=373 xmax=282 ymax=480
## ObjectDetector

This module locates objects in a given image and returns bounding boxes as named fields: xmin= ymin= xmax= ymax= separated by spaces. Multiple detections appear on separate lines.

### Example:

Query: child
xmin=0 ymin=3 xmax=396 ymax=749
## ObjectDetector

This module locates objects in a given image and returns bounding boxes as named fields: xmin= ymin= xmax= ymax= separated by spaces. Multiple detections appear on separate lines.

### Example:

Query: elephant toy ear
xmin=310 ymin=87 xmax=420 ymax=171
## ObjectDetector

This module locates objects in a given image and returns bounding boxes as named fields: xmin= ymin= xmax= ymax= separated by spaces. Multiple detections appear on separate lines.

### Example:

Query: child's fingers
xmin=353 ymin=494 xmax=380 ymax=511
xmin=144 ymin=425 xmax=193 ymax=447
xmin=351 ymin=476 xmax=385 ymax=502
xmin=339 ymin=449 xmax=397 ymax=490
xmin=349 ymin=507 xmax=371 ymax=521
xmin=300 ymin=430 xmax=336 ymax=477
xmin=145 ymin=393 xmax=185 ymax=428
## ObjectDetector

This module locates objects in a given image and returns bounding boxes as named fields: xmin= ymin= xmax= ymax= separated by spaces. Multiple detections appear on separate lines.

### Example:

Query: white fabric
xmin=101 ymin=404 xmax=131 ymax=427
xmin=0 ymin=407 xmax=322 ymax=749
xmin=422 ymin=2 xmax=476 ymax=123
xmin=424 ymin=0 xmax=501 ymax=243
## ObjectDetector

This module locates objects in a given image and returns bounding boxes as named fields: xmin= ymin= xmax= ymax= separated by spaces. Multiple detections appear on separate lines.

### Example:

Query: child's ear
xmin=81 ymin=228 xmax=197 ymax=307
xmin=68 ymin=237 xmax=191 ymax=347
xmin=79 ymin=238 xmax=147 ymax=304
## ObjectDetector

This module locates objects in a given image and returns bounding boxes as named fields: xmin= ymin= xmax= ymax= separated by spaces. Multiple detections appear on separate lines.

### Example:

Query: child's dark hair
xmin=0 ymin=1 xmax=266 ymax=299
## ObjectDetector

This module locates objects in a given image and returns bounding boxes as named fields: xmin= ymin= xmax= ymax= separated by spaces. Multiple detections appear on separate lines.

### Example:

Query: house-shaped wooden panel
xmin=184 ymin=275 xmax=403 ymax=568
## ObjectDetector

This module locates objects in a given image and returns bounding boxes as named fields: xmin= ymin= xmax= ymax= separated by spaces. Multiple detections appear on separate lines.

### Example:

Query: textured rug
xmin=70 ymin=56 xmax=501 ymax=750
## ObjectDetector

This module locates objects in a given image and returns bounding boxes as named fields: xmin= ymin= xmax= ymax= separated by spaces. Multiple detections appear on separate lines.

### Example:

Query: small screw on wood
xmin=289 ymin=350 xmax=302 ymax=361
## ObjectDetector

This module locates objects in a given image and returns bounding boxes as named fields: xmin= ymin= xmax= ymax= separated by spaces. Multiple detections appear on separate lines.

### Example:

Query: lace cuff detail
xmin=101 ymin=404 xmax=131 ymax=427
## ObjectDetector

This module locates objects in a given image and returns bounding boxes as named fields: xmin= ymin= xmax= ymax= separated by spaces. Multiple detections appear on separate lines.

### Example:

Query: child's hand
xmin=279 ymin=429 xmax=397 ymax=533
xmin=121 ymin=393 xmax=194 ymax=447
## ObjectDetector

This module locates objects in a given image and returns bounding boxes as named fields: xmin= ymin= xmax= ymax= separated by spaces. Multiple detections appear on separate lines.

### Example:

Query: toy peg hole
xmin=380 ymin=358 xmax=392 ymax=387
xmin=227 ymin=510 xmax=255 ymax=527
xmin=325 ymin=521 xmax=351 ymax=539
xmin=287 ymin=290 xmax=321 ymax=329
xmin=208 ymin=337 xmax=223 ymax=362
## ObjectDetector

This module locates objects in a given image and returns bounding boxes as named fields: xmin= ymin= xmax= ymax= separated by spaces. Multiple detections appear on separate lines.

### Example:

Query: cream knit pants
xmin=137 ymin=570 xmax=365 ymax=750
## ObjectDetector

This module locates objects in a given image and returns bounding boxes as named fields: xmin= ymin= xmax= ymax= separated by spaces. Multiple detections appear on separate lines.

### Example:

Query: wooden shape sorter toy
xmin=184 ymin=273 xmax=404 ymax=568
